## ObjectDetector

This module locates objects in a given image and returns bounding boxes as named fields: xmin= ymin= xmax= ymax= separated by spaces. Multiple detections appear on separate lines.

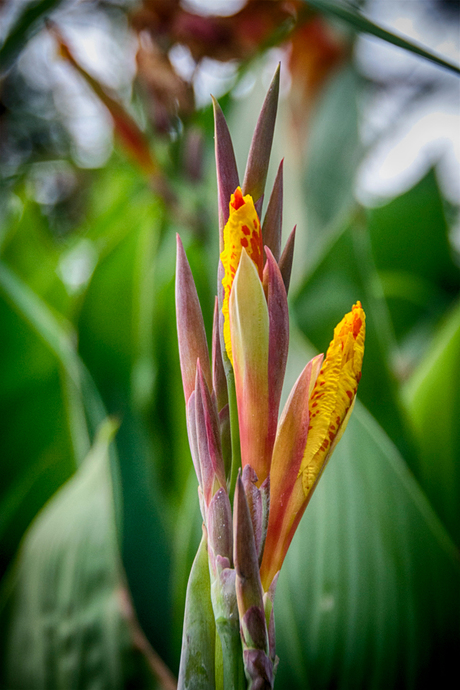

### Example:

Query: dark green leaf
xmin=367 ymin=169 xmax=460 ymax=353
xmin=404 ymin=298 xmax=460 ymax=547
xmin=0 ymin=1 xmax=63 ymax=73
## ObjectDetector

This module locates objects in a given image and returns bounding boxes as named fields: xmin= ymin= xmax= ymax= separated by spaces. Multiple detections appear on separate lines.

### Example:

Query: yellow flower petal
xmin=220 ymin=187 xmax=263 ymax=365
xmin=299 ymin=301 xmax=365 ymax=496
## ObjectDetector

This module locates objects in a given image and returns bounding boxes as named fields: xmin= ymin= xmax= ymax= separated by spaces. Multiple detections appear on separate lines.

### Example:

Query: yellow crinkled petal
xmin=220 ymin=187 xmax=263 ymax=365
xmin=300 ymin=301 xmax=365 ymax=496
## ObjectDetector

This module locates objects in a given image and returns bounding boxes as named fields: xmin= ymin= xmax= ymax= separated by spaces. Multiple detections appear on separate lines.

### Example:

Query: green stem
xmin=226 ymin=369 xmax=241 ymax=505
xmin=216 ymin=618 xmax=246 ymax=690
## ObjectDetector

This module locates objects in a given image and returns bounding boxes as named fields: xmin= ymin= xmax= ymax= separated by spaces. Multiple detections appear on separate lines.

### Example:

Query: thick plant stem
xmin=216 ymin=618 xmax=246 ymax=690
xmin=226 ymin=369 xmax=241 ymax=504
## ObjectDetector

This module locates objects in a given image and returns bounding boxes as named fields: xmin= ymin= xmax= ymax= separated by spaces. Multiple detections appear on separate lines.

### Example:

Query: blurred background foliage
xmin=0 ymin=0 xmax=459 ymax=688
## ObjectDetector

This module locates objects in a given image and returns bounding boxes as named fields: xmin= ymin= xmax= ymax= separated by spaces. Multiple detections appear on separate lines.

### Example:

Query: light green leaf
xmin=305 ymin=0 xmax=460 ymax=75
xmin=404 ymin=298 xmax=460 ymax=547
xmin=274 ymin=333 xmax=460 ymax=688
xmin=0 ymin=420 xmax=153 ymax=689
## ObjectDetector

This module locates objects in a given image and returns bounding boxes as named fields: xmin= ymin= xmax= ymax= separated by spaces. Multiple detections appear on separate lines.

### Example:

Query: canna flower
xmin=177 ymin=64 xmax=365 ymax=690
xmin=260 ymin=302 xmax=365 ymax=591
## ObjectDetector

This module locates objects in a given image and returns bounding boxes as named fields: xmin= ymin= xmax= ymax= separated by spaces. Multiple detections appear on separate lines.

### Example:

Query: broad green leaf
xmin=367 ymin=169 xmax=460 ymax=357
xmin=302 ymin=65 xmax=361 ymax=254
xmin=77 ymin=208 xmax=179 ymax=668
xmin=305 ymin=0 xmax=460 ymax=75
xmin=274 ymin=371 xmax=460 ymax=688
xmin=0 ymin=420 xmax=156 ymax=689
xmin=404 ymin=298 xmax=460 ymax=547
xmin=0 ymin=262 xmax=102 ymax=577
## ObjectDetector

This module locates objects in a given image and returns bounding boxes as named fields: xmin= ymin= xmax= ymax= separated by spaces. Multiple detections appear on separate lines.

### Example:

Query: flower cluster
xmin=176 ymin=66 xmax=365 ymax=689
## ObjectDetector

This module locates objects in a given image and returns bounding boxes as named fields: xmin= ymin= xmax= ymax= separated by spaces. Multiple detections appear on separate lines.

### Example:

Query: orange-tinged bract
xmin=299 ymin=301 xmax=365 ymax=495
xmin=220 ymin=187 xmax=264 ymax=365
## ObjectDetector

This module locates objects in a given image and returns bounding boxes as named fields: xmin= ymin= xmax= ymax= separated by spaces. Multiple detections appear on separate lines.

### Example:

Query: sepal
xmin=176 ymin=235 xmax=212 ymax=402
xmin=241 ymin=465 xmax=270 ymax=564
xmin=194 ymin=361 xmax=226 ymax=508
xmin=213 ymin=96 xmax=240 ymax=247
xmin=266 ymin=248 xmax=289 ymax=457
xmin=262 ymin=160 xmax=283 ymax=262
xmin=278 ymin=226 xmax=296 ymax=295
xmin=242 ymin=64 xmax=280 ymax=206
xmin=207 ymin=488 xmax=233 ymax=578
xmin=212 ymin=297 xmax=228 ymax=412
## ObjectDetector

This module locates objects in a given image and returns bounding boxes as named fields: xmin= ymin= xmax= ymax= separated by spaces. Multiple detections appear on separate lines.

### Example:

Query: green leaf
xmin=305 ymin=0 xmax=460 ymax=75
xmin=404 ymin=299 xmax=460 ymax=547
xmin=77 ymin=194 xmax=178 ymax=668
xmin=0 ymin=0 xmax=64 ymax=73
xmin=178 ymin=534 xmax=216 ymax=690
xmin=367 ymin=169 xmax=460 ymax=354
xmin=0 ymin=420 xmax=153 ymax=689
xmin=274 ymin=348 xmax=460 ymax=688
xmin=0 ymin=261 xmax=104 ymax=577
xmin=302 ymin=65 xmax=361 ymax=253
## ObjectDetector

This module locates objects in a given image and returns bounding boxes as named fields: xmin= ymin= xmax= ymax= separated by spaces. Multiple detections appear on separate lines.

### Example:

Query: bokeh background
xmin=0 ymin=1 xmax=459 ymax=688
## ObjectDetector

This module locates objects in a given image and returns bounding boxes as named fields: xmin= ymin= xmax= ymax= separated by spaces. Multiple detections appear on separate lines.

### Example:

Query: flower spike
xmin=178 ymin=66 xmax=365 ymax=684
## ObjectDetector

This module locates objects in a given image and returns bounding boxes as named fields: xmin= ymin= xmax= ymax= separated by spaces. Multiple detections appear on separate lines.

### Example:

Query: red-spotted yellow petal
xmin=299 ymin=301 xmax=365 ymax=496
xmin=220 ymin=187 xmax=263 ymax=366
xmin=260 ymin=302 xmax=365 ymax=590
